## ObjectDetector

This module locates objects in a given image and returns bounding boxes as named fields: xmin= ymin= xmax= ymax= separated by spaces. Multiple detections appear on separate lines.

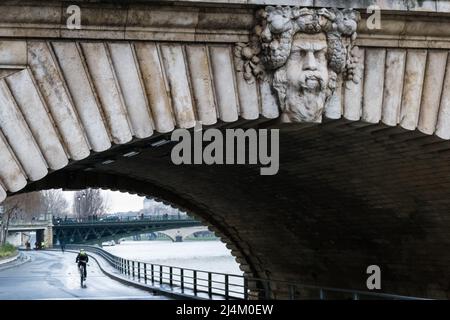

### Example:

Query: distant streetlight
xmin=76 ymin=192 xmax=86 ymax=220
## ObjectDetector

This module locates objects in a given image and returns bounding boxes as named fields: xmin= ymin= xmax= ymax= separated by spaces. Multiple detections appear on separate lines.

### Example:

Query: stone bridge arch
xmin=2 ymin=38 xmax=450 ymax=201
xmin=157 ymin=227 xmax=210 ymax=242
xmin=24 ymin=170 xmax=263 ymax=284
xmin=2 ymin=1 xmax=450 ymax=298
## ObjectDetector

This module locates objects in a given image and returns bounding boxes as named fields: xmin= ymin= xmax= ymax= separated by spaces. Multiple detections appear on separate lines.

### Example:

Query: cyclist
xmin=75 ymin=249 xmax=89 ymax=279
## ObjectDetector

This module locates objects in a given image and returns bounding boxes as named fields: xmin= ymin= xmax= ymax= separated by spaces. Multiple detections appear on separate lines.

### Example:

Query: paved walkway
xmin=0 ymin=250 xmax=170 ymax=300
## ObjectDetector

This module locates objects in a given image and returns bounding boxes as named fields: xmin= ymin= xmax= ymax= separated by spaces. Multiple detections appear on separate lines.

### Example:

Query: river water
xmin=103 ymin=240 xmax=243 ymax=275
xmin=103 ymin=240 xmax=245 ymax=297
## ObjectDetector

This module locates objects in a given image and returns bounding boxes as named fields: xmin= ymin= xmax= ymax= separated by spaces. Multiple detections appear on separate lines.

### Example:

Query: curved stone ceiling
xmin=1 ymin=37 xmax=450 ymax=202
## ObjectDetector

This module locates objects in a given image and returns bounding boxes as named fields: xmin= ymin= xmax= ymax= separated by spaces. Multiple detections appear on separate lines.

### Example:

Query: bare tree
xmin=0 ymin=203 xmax=18 ymax=246
xmin=0 ymin=192 xmax=41 ymax=245
xmin=40 ymin=190 xmax=69 ymax=218
xmin=73 ymin=189 xmax=109 ymax=220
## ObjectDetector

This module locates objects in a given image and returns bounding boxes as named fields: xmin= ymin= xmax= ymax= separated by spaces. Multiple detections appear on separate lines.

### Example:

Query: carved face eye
xmin=314 ymin=50 xmax=322 ymax=59
xmin=314 ymin=50 xmax=326 ymax=61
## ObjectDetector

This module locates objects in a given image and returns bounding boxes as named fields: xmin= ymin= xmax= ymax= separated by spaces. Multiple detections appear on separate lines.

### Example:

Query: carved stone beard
xmin=283 ymin=81 xmax=328 ymax=123
xmin=274 ymin=67 xmax=332 ymax=123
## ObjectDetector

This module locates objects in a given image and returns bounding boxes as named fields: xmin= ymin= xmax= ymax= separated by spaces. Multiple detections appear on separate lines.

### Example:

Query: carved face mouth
xmin=305 ymin=76 xmax=319 ymax=89
xmin=300 ymin=74 xmax=324 ymax=92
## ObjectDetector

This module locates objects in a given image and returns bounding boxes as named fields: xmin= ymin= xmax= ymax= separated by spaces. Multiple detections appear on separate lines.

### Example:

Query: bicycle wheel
xmin=79 ymin=266 xmax=84 ymax=287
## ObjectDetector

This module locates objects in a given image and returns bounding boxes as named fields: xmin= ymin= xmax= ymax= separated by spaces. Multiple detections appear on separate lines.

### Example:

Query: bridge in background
xmin=6 ymin=219 xmax=53 ymax=247
xmin=158 ymin=226 xmax=209 ymax=242
xmin=53 ymin=216 xmax=202 ymax=244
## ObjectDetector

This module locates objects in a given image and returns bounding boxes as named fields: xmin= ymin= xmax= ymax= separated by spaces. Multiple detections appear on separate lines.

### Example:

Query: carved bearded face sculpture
xmin=274 ymin=32 xmax=331 ymax=122
xmin=236 ymin=6 xmax=360 ymax=123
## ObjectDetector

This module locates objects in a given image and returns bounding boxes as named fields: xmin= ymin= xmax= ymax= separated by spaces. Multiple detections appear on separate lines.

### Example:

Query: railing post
xmin=127 ymin=260 xmax=130 ymax=276
xmin=151 ymin=264 xmax=154 ymax=284
xmin=144 ymin=263 xmax=147 ymax=284
xmin=320 ymin=288 xmax=325 ymax=300
xmin=225 ymin=274 xmax=229 ymax=300
xmin=169 ymin=266 xmax=173 ymax=287
xmin=160 ymin=265 xmax=163 ymax=284
xmin=244 ymin=278 xmax=249 ymax=300
xmin=288 ymin=285 xmax=295 ymax=300
xmin=193 ymin=270 xmax=197 ymax=295
xmin=263 ymin=280 xmax=271 ymax=300
xmin=180 ymin=269 xmax=184 ymax=292
xmin=138 ymin=262 xmax=140 ymax=280
xmin=132 ymin=261 xmax=135 ymax=278
xmin=208 ymin=272 xmax=212 ymax=297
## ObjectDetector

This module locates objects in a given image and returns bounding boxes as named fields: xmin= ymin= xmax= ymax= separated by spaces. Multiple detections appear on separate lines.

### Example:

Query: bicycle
xmin=79 ymin=263 xmax=88 ymax=288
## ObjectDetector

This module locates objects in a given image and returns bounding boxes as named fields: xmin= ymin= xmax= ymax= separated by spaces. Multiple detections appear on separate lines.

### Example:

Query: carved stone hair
xmin=260 ymin=6 xmax=359 ymax=72
xmin=234 ymin=6 xmax=360 ymax=83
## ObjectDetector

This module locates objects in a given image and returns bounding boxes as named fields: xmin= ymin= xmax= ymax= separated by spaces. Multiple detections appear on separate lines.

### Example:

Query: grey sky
xmin=64 ymin=190 xmax=144 ymax=213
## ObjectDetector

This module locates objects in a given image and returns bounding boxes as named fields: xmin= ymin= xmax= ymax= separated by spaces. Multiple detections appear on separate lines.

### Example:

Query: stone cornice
xmin=167 ymin=0 xmax=450 ymax=13
xmin=1 ymin=1 xmax=450 ymax=47
xmin=10 ymin=1 xmax=450 ymax=13
xmin=0 ymin=2 xmax=254 ymax=42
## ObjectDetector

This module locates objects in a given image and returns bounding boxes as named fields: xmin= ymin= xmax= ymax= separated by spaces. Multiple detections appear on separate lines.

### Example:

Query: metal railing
xmin=67 ymin=244 xmax=246 ymax=299
xmin=5 ymin=218 xmax=50 ymax=225
xmin=65 ymin=245 xmax=428 ymax=300
xmin=54 ymin=215 xmax=195 ymax=225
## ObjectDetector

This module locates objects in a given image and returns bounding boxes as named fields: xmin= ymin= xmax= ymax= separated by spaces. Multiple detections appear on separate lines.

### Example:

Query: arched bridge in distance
xmin=52 ymin=216 xmax=202 ymax=245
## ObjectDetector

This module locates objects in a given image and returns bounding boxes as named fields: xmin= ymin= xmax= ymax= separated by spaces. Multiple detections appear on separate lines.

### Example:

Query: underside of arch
xmin=15 ymin=119 xmax=450 ymax=299
xmin=2 ymin=39 xmax=450 ymax=202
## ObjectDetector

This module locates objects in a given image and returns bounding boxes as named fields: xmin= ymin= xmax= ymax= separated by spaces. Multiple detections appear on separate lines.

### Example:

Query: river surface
xmin=103 ymin=240 xmax=243 ymax=275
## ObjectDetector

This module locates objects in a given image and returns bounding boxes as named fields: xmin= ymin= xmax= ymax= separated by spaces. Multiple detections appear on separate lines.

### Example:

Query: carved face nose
xmin=303 ymin=51 xmax=317 ymax=71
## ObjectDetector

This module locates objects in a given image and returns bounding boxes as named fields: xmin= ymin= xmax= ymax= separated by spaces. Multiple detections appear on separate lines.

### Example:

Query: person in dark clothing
xmin=76 ymin=249 xmax=89 ymax=278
